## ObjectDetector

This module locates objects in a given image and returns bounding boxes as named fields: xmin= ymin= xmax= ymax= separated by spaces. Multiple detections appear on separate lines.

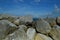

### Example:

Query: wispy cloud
xmin=54 ymin=4 xmax=59 ymax=12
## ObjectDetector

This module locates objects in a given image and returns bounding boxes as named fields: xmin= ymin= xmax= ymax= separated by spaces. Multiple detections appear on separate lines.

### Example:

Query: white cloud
xmin=54 ymin=4 xmax=59 ymax=12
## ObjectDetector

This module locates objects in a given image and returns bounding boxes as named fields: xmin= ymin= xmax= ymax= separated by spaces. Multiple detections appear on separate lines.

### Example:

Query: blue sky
xmin=0 ymin=0 xmax=60 ymax=17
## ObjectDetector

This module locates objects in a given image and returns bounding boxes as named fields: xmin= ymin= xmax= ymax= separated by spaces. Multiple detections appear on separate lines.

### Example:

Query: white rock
xmin=27 ymin=28 xmax=36 ymax=40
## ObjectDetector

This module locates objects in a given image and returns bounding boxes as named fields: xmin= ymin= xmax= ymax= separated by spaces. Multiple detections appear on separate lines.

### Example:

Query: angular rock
xmin=3 ymin=26 xmax=27 ymax=40
xmin=27 ymin=28 xmax=36 ymax=40
xmin=35 ymin=18 xmax=51 ymax=34
xmin=56 ymin=16 xmax=60 ymax=25
xmin=49 ymin=25 xmax=60 ymax=40
xmin=45 ymin=17 xmax=56 ymax=27
xmin=0 ymin=20 xmax=17 ymax=40
xmin=35 ymin=33 xmax=52 ymax=40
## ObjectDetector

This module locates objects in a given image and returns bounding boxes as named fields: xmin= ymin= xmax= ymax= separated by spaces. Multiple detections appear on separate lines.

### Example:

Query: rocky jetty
xmin=0 ymin=14 xmax=60 ymax=40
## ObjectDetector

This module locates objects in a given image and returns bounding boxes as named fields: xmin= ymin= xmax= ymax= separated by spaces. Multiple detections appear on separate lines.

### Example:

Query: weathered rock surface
xmin=49 ymin=25 xmax=60 ymax=40
xmin=35 ymin=33 xmax=52 ymax=40
xmin=3 ymin=26 xmax=27 ymax=40
xmin=27 ymin=28 xmax=36 ymax=40
xmin=0 ymin=20 xmax=17 ymax=40
xmin=45 ymin=17 xmax=56 ymax=27
xmin=19 ymin=15 xmax=33 ymax=24
xmin=13 ymin=19 xmax=20 ymax=26
xmin=0 ymin=14 xmax=60 ymax=40
xmin=35 ymin=18 xmax=51 ymax=34
xmin=0 ymin=14 xmax=10 ymax=19
xmin=18 ymin=25 xmax=27 ymax=32
xmin=0 ymin=14 xmax=18 ymax=23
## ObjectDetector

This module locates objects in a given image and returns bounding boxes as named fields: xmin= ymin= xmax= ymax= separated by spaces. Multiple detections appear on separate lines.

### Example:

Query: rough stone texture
xmin=49 ymin=25 xmax=60 ymax=40
xmin=27 ymin=28 xmax=36 ymax=40
xmin=0 ymin=20 xmax=17 ymax=40
xmin=13 ymin=19 xmax=20 ymax=26
xmin=36 ymin=18 xmax=51 ymax=34
xmin=3 ymin=26 xmax=27 ymax=40
xmin=18 ymin=25 xmax=27 ymax=32
xmin=56 ymin=16 xmax=60 ymax=25
xmin=8 ymin=16 xmax=17 ymax=23
xmin=0 ymin=14 xmax=18 ymax=23
xmin=19 ymin=15 xmax=33 ymax=24
xmin=35 ymin=33 xmax=52 ymax=40
xmin=45 ymin=17 xmax=56 ymax=27
xmin=0 ymin=14 xmax=10 ymax=19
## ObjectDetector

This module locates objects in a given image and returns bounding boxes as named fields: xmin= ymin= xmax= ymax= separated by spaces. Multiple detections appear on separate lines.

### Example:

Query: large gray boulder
xmin=35 ymin=18 xmax=51 ymax=34
xmin=3 ymin=25 xmax=27 ymax=40
xmin=49 ymin=25 xmax=60 ymax=40
xmin=0 ymin=20 xmax=17 ymax=40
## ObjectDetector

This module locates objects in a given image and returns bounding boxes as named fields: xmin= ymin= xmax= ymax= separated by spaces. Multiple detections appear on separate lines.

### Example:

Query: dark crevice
xmin=48 ymin=33 xmax=54 ymax=40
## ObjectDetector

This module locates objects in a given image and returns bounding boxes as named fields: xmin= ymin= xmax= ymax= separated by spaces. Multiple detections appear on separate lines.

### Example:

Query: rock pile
xmin=0 ymin=14 xmax=60 ymax=40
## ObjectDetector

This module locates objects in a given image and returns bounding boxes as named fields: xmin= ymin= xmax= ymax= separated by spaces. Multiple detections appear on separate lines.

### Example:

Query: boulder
xmin=35 ymin=18 xmax=51 ymax=34
xmin=45 ymin=17 xmax=56 ymax=27
xmin=19 ymin=15 xmax=33 ymax=24
xmin=0 ymin=20 xmax=18 ymax=40
xmin=3 ymin=25 xmax=27 ymax=40
xmin=35 ymin=33 xmax=52 ymax=40
xmin=27 ymin=28 xmax=36 ymax=40
xmin=18 ymin=25 xmax=27 ymax=32
xmin=49 ymin=25 xmax=60 ymax=40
